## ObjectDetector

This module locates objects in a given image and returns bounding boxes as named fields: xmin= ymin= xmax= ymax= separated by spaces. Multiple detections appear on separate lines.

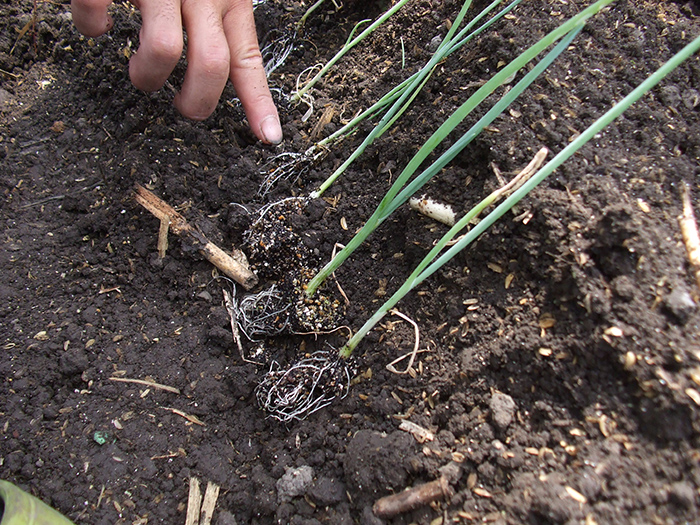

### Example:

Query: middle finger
xmin=129 ymin=0 xmax=184 ymax=92
xmin=176 ymin=0 xmax=231 ymax=120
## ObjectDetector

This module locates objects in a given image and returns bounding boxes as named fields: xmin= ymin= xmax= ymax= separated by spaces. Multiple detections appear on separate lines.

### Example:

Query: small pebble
xmin=0 ymin=88 xmax=14 ymax=105
xmin=659 ymin=85 xmax=681 ymax=108
xmin=489 ymin=392 xmax=516 ymax=431
xmin=428 ymin=35 xmax=443 ymax=52
xmin=277 ymin=465 xmax=314 ymax=503
xmin=668 ymin=481 xmax=696 ymax=510
xmin=663 ymin=287 xmax=696 ymax=325
xmin=682 ymin=88 xmax=700 ymax=109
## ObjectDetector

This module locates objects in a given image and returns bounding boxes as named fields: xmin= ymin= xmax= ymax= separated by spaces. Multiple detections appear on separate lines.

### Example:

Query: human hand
xmin=71 ymin=0 xmax=283 ymax=144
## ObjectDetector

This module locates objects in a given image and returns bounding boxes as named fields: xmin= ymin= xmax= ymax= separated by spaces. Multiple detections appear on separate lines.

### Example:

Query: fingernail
xmin=260 ymin=115 xmax=283 ymax=145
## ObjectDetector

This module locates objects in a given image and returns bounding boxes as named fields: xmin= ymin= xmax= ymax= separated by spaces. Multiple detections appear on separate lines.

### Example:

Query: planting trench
xmin=1 ymin=0 xmax=700 ymax=523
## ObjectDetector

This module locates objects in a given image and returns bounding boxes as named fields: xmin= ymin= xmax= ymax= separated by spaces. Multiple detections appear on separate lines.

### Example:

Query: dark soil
xmin=2 ymin=0 xmax=700 ymax=523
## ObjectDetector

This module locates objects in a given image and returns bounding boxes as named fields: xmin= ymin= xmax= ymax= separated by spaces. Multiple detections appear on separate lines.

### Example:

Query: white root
xmin=237 ymin=285 xmax=291 ymax=341
xmin=409 ymin=195 xmax=457 ymax=226
xmin=256 ymin=350 xmax=351 ymax=422
xmin=385 ymin=309 xmax=422 ymax=375
xmin=261 ymin=30 xmax=296 ymax=76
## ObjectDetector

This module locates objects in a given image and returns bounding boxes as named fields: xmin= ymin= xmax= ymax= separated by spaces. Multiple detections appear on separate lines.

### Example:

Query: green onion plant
xmin=255 ymin=0 xmax=700 ymax=420
xmin=339 ymin=28 xmax=700 ymax=357
xmin=255 ymin=17 xmax=700 ymax=421
xmin=297 ymin=0 xmax=330 ymax=30
xmin=310 ymin=0 xmax=523 ymax=197
xmin=306 ymin=0 xmax=615 ymax=297
xmin=259 ymin=0 xmax=519 ymax=197
xmin=290 ymin=0 xmax=411 ymax=105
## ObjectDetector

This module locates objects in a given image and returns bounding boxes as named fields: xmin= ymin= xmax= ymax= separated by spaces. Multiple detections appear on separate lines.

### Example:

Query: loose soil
xmin=2 ymin=0 xmax=700 ymax=523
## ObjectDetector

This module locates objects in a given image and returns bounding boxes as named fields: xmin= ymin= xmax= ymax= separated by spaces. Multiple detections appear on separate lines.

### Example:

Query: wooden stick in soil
xmin=199 ymin=482 xmax=220 ymax=525
xmin=679 ymin=182 xmax=700 ymax=295
xmin=372 ymin=476 xmax=453 ymax=519
xmin=133 ymin=184 xmax=257 ymax=290
xmin=157 ymin=216 xmax=170 ymax=259
xmin=185 ymin=477 xmax=201 ymax=525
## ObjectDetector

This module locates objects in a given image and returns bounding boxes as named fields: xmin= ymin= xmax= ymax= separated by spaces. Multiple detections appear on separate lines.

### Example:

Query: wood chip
xmin=399 ymin=420 xmax=435 ymax=443
xmin=157 ymin=216 xmax=170 ymax=259
xmin=565 ymin=486 xmax=587 ymax=504
xmin=585 ymin=515 xmax=598 ymax=525
xmin=487 ymin=262 xmax=503 ymax=273
xmin=133 ymin=184 xmax=257 ymax=289
xmin=473 ymin=487 xmax=492 ymax=498
xmin=679 ymin=182 xmax=700 ymax=292
xmin=310 ymin=104 xmax=335 ymax=141
xmin=686 ymin=388 xmax=700 ymax=406
xmin=597 ymin=414 xmax=615 ymax=437
xmin=604 ymin=326 xmax=623 ymax=337
xmin=33 ymin=331 xmax=49 ymax=341
xmin=538 ymin=315 xmax=556 ymax=329
xmin=505 ymin=273 xmax=515 ymax=289
xmin=372 ymin=476 xmax=452 ymax=519
xmin=689 ymin=368 xmax=700 ymax=386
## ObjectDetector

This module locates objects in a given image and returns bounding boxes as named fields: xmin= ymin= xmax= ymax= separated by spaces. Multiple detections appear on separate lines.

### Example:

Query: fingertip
xmin=75 ymin=13 xmax=113 ymax=37
xmin=71 ymin=0 xmax=114 ymax=37
xmin=259 ymin=114 xmax=283 ymax=145
xmin=129 ymin=53 xmax=173 ymax=93
xmin=173 ymin=92 xmax=214 ymax=121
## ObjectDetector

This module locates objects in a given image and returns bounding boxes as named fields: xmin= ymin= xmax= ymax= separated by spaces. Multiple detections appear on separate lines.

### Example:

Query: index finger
xmin=222 ymin=0 xmax=282 ymax=144
xmin=71 ymin=0 xmax=114 ymax=37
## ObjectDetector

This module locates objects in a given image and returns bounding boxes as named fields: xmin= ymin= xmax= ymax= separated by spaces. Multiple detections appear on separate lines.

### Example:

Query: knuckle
xmin=197 ymin=50 xmax=230 ymax=80
xmin=225 ymin=0 xmax=254 ymax=13
xmin=232 ymin=44 xmax=264 ymax=70
xmin=148 ymin=35 xmax=183 ymax=64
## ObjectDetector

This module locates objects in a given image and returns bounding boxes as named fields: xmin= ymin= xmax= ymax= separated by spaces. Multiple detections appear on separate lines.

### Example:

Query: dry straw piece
xmin=679 ymin=183 xmax=700 ymax=294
